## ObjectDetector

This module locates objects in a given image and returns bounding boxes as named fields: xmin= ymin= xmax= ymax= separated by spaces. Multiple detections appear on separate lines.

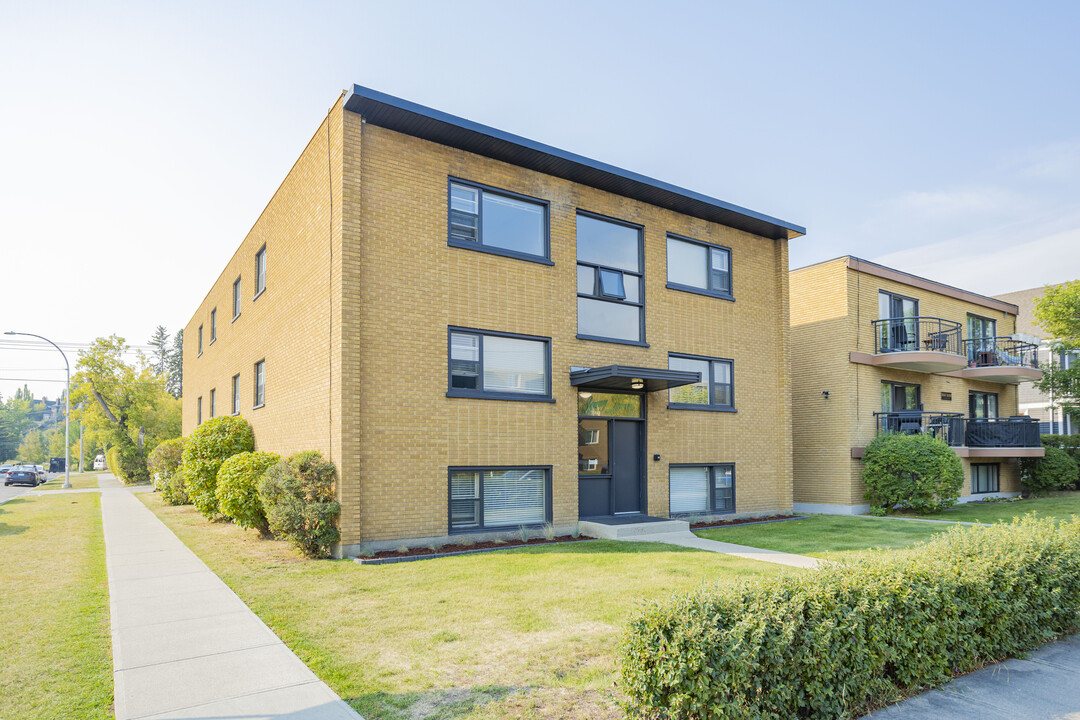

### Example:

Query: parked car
xmin=34 ymin=465 xmax=48 ymax=483
xmin=93 ymin=455 xmax=105 ymax=471
xmin=0 ymin=464 xmax=12 ymax=477
xmin=4 ymin=464 xmax=41 ymax=487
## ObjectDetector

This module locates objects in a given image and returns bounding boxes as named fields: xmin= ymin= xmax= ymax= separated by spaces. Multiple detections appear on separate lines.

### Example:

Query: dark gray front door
xmin=611 ymin=420 xmax=642 ymax=514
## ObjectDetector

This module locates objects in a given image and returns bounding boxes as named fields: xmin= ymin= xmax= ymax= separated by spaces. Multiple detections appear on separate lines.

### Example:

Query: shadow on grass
xmin=0 ymin=504 xmax=28 ymax=536
xmin=349 ymin=685 xmax=522 ymax=720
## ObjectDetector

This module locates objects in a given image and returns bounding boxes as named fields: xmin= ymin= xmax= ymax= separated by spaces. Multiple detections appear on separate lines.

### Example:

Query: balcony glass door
xmin=879 ymin=291 xmax=918 ymax=351
xmin=967 ymin=314 xmax=997 ymax=363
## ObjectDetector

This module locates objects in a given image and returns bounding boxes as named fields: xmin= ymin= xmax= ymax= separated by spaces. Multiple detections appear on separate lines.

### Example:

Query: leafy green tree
xmin=1035 ymin=281 xmax=1080 ymax=423
xmin=0 ymin=396 xmax=33 ymax=461
xmin=17 ymin=430 xmax=47 ymax=464
xmin=166 ymin=329 xmax=183 ymax=399
xmin=148 ymin=325 xmax=171 ymax=377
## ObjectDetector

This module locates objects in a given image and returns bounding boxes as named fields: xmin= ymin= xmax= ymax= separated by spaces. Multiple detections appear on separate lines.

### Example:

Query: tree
xmin=166 ymin=329 xmax=183 ymax=399
xmin=18 ymin=430 xmax=47 ymax=464
xmin=1034 ymin=281 xmax=1080 ymax=423
xmin=0 ymin=395 xmax=33 ymax=461
xmin=148 ymin=325 xmax=171 ymax=377
xmin=71 ymin=335 xmax=180 ymax=483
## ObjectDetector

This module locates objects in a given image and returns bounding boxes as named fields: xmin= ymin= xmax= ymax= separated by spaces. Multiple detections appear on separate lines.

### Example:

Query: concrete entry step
xmin=579 ymin=516 xmax=690 ymax=539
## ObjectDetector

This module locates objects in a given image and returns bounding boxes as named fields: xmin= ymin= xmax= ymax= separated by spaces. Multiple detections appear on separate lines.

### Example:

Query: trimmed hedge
xmin=216 ymin=450 xmax=280 ymax=534
xmin=1021 ymin=446 xmax=1079 ymax=496
xmin=620 ymin=517 xmax=1080 ymax=719
xmin=1041 ymin=434 xmax=1080 ymax=488
xmin=105 ymin=446 xmax=125 ymax=483
xmin=258 ymin=450 xmax=340 ymax=558
xmin=181 ymin=416 xmax=255 ymax=519
xmin=147 ymin=437 xmax=187 ymax=505
xmin=862 ymin=432 xmax=964 ymax=513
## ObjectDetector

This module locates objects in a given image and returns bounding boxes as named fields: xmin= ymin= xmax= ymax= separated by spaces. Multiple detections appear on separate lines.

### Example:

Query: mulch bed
xmin=354 ymin=535 xmax=594 ymax=565
xmin=690 ymin=514 xmax=805 ymax=530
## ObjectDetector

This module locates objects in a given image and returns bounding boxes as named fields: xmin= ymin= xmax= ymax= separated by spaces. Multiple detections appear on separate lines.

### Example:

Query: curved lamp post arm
xmin=4 ymin=331 xmax=71 ymax=488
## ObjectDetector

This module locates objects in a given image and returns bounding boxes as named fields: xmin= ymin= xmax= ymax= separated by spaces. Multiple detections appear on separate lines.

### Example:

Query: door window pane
xmin=668 ymin=357 xmax=709 ymax=405
xmin=577 ymin=215 xmax=640 ymax=271
xmin=667 ymin=237 xmax=708 ymax=289
xmin=578 ymin=297 xmax=640 ymax=341
xmin=483 ymin=336 xmax=546 ymax=394
xmin=578 ymin=419 xmax=609 ymax=474
xmin=450 ymin=333 xmax=480 ymax=389
xmin=577 ymin=392 xmax=641 ymax=417
xmin=483 ymin=469 xmax=545 ymax=526
xmin=670 ymin=466 xmax=708 ymax=514
xmin=482 ymin=192 xmax=544 ymax=256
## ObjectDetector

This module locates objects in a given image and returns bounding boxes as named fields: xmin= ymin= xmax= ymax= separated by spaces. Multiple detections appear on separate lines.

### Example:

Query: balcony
xmin=850 ymin=412 xmax=1045 ymax=459
xmin=956 ymin=337 xmax=1042 ymax=384
xmin=862 ymin=317 xmax=968 ymax=373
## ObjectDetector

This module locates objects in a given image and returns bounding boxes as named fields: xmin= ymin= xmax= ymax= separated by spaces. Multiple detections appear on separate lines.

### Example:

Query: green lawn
xmin=140 ymin=494 xmax=786 ymax=720
xmin=39 ymin=472 xmax=102 ymax=490
xmin=900 ymin=491 xmax=1080 ymax=524
xmin=695 ymin=515 xmax=959 ymax=559
xmin=0 ymin=494 xmax=113 ymax=720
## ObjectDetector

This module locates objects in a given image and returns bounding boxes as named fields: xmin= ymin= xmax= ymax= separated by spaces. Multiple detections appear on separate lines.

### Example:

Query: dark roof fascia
xmin=570 ymin=365 xmax=702 ymax=392
xmin=344 ymin=84 xmax=805 ymax=241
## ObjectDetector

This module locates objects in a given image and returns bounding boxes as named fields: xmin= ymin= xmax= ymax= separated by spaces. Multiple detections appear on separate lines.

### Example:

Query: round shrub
xmin=1021 ymin=446 xmax=1079 ymax=496
xmin=862 ymin=432 xmax=963 ymax=513
xmin=181 ymin=415 xmax=255 ymax=519
xmin=148 ymin=437 xmax=188 ymax=505
xmin=216 ymin=450 xmax=280 ymax=534
xmin=257 ymin=450 xmax=340 ymax=558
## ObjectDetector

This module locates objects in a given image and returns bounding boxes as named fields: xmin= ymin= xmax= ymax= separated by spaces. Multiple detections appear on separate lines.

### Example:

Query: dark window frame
xmin=447 ymin=465 xmax=553 ymax=534
xmin=232 ymin=277 xmax=242 ymax=321
xmin=197 ymin=325 xmax=203 ymax=356
xmin=881 ymin=380 xmax=922 ymax=412
xmin=446 ymin=178 xmax=553 ymax=265
xmin=971 ymin=463 xmax=1000 ymax=494
xmin=576 ymin=209 xmax=648 ymax=347
xmin=969 ymin=390 xmax=999 ymax=419
xmin=209 ymin=388 xmax=216 ymax=418
xmin=253 ymin=359 xmax=266 ymax=409
xmin=196 ymin=396 xmax=202 ymax=425
xmin=665 ymin=233 xmax=735 ymax=301
xmin=210 ymin=308 xmax=217 ymax=344
xmin=254 ymin=245 xmax=267 ymax=299
xmin=668 ymin=462 xmax=737 ymax=516
xmin=667 ymin=352 xmax=736 ymax=412
xmin=231 ymin=373 xmax=241 ymax=415
xmin=446 ymin=326 xmax=554 ymax=402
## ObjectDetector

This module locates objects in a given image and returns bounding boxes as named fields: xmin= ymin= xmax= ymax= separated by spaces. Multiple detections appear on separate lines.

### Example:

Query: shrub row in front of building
xmin=619 ymin=517 xmax=1080 ymax=719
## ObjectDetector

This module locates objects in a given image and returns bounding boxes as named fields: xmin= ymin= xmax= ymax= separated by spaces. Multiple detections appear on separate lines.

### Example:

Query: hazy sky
xmin=3 ymin=0 xmax=1079 ymax=400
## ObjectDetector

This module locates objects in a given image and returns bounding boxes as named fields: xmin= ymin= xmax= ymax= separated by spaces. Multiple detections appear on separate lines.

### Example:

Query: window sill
xmin=670 ymin=509 xmax=736 ymax=518
xmin=447 ymin=240 xmax=554 ymax=266
xmin=209 ymin=339 xmax=216 ymax=346
xmin=231 ymin=314 xmax=240 ymax=323
xmin=253 ymin=288 xmax=266 ymax=301
xmin=665 ymin=282 xmax=735 ymax=302
xmin=446 ymin=390 xmax=555 ymax=403
xmin=575 ymin=334 xmax=649 ymax=348
xmin=252 ymin=403 xmax=265 ymax=410
xmin=197 ymin=351 xmax=202 ymax=358
xmin=667 ymin=403 xmax=737 ymax=413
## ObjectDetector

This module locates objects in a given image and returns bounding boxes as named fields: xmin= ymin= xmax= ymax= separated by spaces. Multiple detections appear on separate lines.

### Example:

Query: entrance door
xmin=611 ymin=420 xmax=642 ymax=514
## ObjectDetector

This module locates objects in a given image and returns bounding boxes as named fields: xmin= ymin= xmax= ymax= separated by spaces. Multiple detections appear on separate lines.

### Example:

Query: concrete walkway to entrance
xmin=624 ymin=529 xmax=821 ymax=568
xmin=100 ymin=480 xmax=361 ymax=720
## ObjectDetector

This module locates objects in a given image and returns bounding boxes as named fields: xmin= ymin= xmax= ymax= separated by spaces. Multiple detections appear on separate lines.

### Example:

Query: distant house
xmin=993 ymin=283 xmax=1078 ymax=435
xmin=790 ymin=257 xmax=1044 ymax=515
xmin=182 ymin=85 xmax=805 ymax=555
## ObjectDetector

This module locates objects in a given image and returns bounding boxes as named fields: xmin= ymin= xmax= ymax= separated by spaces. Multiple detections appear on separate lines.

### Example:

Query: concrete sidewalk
xmin=101 ymin=484 xmax=361 ymax=720
xmin=625 ymin=530 xmax=821 ymax=568
xmin=866 ymin=634 xmax=1080 ymax=718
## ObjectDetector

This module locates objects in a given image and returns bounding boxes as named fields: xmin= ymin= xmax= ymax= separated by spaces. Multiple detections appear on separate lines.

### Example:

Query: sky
xmin=2 ymin=0 xmax=1079 ymax=400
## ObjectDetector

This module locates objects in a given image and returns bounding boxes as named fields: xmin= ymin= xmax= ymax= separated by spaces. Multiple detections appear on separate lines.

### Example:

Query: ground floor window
xmin=971 ymin=463 xmax=999 ymax=494
xmin=449 ymin=467 xmax=551 ymax=531
xmin=669 ymin=464 xmax=735 ymax=515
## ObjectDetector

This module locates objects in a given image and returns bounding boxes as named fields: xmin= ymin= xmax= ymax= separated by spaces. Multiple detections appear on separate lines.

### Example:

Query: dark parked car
xmin=4 ymin=464 xmax=42 ymax=487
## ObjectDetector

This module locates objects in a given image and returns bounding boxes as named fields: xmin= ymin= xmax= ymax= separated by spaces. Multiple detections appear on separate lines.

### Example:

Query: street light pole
xmin=5 ymin=331 xmax=71 ymax=489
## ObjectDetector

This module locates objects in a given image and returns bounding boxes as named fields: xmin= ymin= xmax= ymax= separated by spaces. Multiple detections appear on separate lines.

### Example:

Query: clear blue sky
xmin=3 ymin=0 xmax=1079 ymax=399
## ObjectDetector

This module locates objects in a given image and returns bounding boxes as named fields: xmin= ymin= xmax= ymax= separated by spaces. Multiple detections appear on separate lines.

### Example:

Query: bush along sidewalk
xmin=620 ymin=517 xmax=1080 ymax=720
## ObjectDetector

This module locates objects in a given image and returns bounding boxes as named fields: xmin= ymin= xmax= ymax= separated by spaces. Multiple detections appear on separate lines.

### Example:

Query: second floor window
xmin=448 ymin=328 xmax=551 ymax=401
xmin=576 ymin=213 xmax=644 ymax=344
xmin=233 ymin=277 xmax=242 ymax=319
xmin=255 ymin=246 xmax=267 ymax=297
xmin=231 ymin=374 xmax=240 ymax=415
xmin=448 ymin=181 xmax=548 ymax=262
xmin=198 ymin=325 xmax=203 ymax=355
xmin=210 ymin=309 xmax=217 ymax=343
xmin=254 ymin=360 xmax=266 ymax=408
xmin=668 ymin=354 xmax=734 ymax=410
xmin=666 ymin=235 xmax=732 ymax=299
xmin=970 ymin=391 xmax=998 ymax=418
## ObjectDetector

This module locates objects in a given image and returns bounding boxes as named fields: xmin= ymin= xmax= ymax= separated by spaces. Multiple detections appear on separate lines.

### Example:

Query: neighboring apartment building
xmin=790 ymin=257 xmax=1044 ymax=514
xmin=183 ymin=84 xmax=805 ymax=555
xmin=994 ymin=283 xmax=1077 ymax=435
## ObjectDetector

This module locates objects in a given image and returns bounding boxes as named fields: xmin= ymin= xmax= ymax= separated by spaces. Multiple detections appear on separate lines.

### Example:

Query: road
xmin=0 ymin=482 xmax=36 ymax=505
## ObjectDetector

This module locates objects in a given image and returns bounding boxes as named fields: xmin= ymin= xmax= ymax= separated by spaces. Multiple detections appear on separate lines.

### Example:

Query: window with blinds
xmin=449 ymin=468 xmax=549 ymax=531
xmin=448 ymin=328 xmax=550 ymax=400
xmin=669 ymin=464 xmax=736 ymax=515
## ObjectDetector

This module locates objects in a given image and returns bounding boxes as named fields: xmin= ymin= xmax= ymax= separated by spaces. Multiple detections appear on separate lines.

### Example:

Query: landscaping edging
xmin=353 ymin=537 xmax=598 ymax=565
xmin=691 ymin=514 xmax=808 ymax=531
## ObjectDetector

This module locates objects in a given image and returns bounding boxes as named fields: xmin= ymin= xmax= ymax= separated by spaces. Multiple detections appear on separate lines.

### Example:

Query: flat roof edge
xmin=345 ymin=84 xmax=805 ymax=241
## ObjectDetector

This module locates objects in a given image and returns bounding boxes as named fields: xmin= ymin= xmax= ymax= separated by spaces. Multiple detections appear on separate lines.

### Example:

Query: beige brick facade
xmin=184 ymin=89 xmax=800 ymax=554
xmin=791 ymin=257 xmax=1035 ymax=513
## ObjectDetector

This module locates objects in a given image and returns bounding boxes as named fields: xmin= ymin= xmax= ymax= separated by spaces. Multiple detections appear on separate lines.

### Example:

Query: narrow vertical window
xmin=233 ymin=277 xmax=242 ymax=319
xmin=209 ymin=388 xmax=216 ymax=418
xmin=254 ymin=360 xmax=266 ymax=408
xmin=210 ymin=309 xmax=217 ymax=343
xmin=197 ymin=396 xmax=203 ymax=425
xmin=198 ymin=325 xmax=203 ymax=355
xmin=231 ymin=374 xmax=240 ymax=415
xmin=255 ymin=246 xmax=267 ymax=297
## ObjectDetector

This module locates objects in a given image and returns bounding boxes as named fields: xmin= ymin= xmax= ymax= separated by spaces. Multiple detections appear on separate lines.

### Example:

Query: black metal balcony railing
xmin=872 ymin=317 xmax=963 ymax=356
xmin=962 ymin=337 xmax=1039 ymax=369
xmin=874 ymin=412 xmax=1041 ymax=448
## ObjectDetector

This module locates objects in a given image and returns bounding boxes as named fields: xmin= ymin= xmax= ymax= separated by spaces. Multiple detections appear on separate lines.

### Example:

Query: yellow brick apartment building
xmin=790 ymin=257 xmax=1044 ymax=514
xmin=183 ymin=85 xmax=805 ymax=555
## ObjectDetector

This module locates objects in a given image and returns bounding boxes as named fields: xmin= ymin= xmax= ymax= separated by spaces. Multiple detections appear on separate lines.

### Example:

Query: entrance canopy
xmin=569 ymin=365 xmax=701 ymax=393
